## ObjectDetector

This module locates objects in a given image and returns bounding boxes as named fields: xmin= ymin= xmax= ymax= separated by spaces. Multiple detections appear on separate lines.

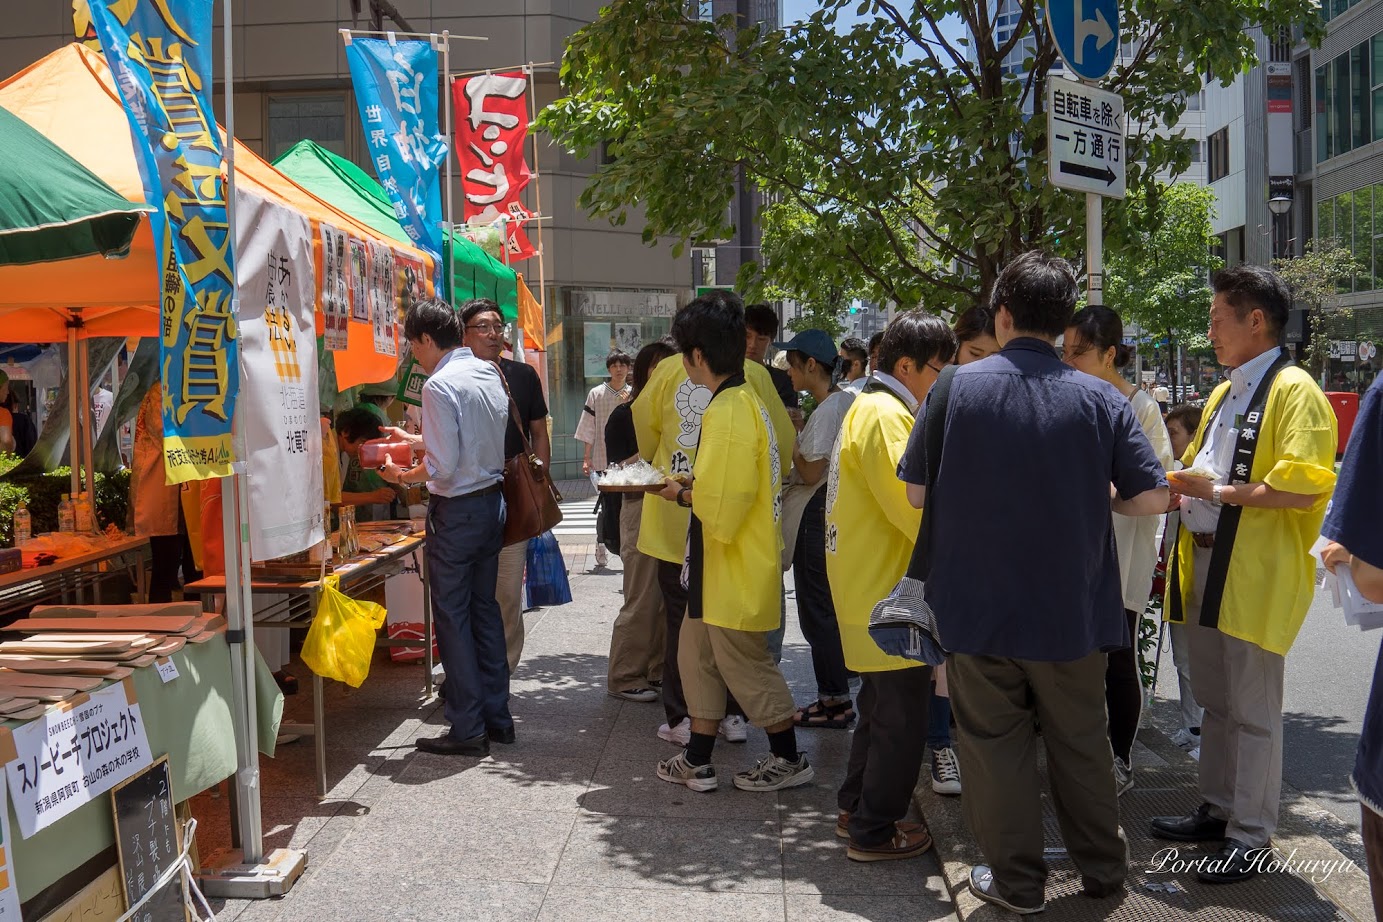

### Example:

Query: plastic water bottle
xmin=12 ymin=502 xmax=31 ymax=546
xmin=75 ymin=492 xmax=95 ymax=534
xmin=57 ymin=494 xmax=75 ymax=533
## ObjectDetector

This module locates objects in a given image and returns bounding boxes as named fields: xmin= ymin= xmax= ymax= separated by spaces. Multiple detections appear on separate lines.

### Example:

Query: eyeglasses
xmin=466 ymin=322 xmax=505 ymax=334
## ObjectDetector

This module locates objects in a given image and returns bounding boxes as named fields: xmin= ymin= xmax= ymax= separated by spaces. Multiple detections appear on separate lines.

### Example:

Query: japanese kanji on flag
xmin=454 ymin=72 xmax=536 ymax=261
xmin=235 ymin=193 xmax=325 ymax=561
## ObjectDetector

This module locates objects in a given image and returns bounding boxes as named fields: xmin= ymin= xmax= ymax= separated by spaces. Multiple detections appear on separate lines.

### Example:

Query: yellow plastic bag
xmin=301 ymin=575 xmax=387 ymax=688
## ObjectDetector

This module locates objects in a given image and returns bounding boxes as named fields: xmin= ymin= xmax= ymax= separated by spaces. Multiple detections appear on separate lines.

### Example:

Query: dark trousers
xmin=1105 ymin=608 xmax=1143 ymax=764
xmin=793 ymin=491 xmax=850 ymax=700
xmin=149 ymin=531 xmax=201 ymax=604
xmin=1363 ymin=802 xmax=1383 ymax=921
xmin=657 ymin=560 xmax=689 ymax=728
xmin=838 ymin=666 xmax=932 ymax=847
xmin=949 ymin=652 xmax=1126 ymax=908
xmin=426 ymin=489 xmax=511 ymax=742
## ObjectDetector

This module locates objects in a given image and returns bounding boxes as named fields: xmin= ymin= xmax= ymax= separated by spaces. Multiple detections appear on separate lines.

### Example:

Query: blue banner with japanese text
xmin=344 ymin=35 xmax=449 ymax=291
xmin=88 ymin=0 xmax=237 ymax=482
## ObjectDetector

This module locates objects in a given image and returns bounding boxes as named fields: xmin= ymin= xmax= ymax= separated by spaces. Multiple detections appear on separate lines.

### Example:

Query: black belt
xmin=433 ymin=482 xmax=502 ymax=501
xmin=1191 ymin=532 xmax=1215 ymax=549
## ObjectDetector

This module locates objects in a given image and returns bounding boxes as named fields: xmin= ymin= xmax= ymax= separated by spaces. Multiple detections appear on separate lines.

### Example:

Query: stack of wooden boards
xmin=0 ymin=603 xmax=223 ymax=720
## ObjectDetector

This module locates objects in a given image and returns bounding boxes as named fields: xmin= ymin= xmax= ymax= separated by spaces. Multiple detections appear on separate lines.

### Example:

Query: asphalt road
xmin=1151 ymin=581 xmax=1378 ymax=864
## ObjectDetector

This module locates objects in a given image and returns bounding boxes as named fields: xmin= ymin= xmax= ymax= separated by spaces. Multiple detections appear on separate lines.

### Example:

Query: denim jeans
xmin=426 ymin=488 xmax=511 ymax=741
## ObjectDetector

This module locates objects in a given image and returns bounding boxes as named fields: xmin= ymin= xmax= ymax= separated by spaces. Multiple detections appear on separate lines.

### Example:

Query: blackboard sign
xmin=110 ymin=756 xmax=188 ymax=922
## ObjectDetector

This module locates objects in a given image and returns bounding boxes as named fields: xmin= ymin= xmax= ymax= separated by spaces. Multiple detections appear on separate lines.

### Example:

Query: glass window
xmin=1354 ymin=45 xmax=1371 ymax=149
xmin=1337 ymin=192 xmax=1354 ymax=292
xmin=1336 ymin=53 xmax=1353 ymax=158
xmin=1318 ymin=64 xmax=1329 ymax=162
xmin=1319 ymin=195 xmax=1335 ymax=245
xmin=1373 ymin=184 xmax=1383 ymax=288
xmin=267 ymin=94 xmax=346 ymax=162
xmin=1356 ymin=186 xmax=1374 ymax=292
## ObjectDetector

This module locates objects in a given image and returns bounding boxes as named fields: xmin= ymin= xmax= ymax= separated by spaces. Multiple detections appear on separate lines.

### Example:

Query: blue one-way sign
xmin=1046 ymin=0 xmax=1119 ymax=82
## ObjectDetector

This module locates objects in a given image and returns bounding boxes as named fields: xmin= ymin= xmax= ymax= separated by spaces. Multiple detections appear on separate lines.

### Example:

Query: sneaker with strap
xmin=732 ymin=753 xmax=814 ymax=792
xmin=931 ymin=747 xmax=962 ymax=795
xmin=656 ymin=751 xmax=718 ymax=792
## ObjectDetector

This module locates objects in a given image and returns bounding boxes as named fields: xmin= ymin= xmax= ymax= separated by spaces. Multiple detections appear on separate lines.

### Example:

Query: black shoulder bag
xmin=866 ymin=365 xmax=958 ymax=665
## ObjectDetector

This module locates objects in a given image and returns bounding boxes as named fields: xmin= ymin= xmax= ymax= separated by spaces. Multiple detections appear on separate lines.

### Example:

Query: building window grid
xmin=1315 ymin=186 xmax=1383 ymax=292
xmin=1207 ymin=127 xmax=1229 ymax=182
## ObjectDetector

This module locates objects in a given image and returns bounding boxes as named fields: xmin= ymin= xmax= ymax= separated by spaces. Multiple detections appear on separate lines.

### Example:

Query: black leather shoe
xmin=1150 ymin=803 xmax=1228 ymax=842
xmin=416 ymin=733 xmax=489 ymax=757
xmin=1196 ymin=839 xmax=1269 ymax=884
xmin=487 ymin=726 xmax=516 ymax=745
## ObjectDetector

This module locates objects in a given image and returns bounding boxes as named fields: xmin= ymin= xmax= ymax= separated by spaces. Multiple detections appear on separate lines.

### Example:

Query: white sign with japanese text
xmin=348 ymin=237 xmax=370 ymax=323
xmin=1046 ymin=80 xmax=1126 ymax=199
xmin=5 ymin=681 xmax=152 ymax=838
xmin=368 ymin=241 xmax=397 ymax=357
xmin=236 ymin=193 xmax=325 ymax=561
xmin=320 ymin=223 xmax=350 ymax=352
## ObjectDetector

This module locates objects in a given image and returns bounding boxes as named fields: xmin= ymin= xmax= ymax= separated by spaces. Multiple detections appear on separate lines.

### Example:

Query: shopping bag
xmin=524 ymin=531 xmax=573 ymax=608
xmin=301 ymin=574 xmax=387 ymax=687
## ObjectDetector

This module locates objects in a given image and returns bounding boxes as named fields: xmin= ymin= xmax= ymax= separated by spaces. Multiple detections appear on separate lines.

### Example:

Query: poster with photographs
xmin=369 ymin=241 xmax=397 ymax=357
xmin=348 ymin=237 xmax=370 ymax=323
xmin=615 ymin=323 xmax=642 ymax=356
xmin=395 ymin=252 xmax=427 ymax=315
xmin=320 ymin=223 xmax=349 ymax=351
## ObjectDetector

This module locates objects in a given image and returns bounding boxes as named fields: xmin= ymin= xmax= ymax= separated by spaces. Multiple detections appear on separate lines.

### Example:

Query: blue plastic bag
xmin=524 ymin=530 xmax=573 ymax=607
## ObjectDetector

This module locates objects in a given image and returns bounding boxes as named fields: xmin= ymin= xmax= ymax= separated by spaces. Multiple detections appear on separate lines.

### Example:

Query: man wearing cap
xmin=776 ymin=330 xmax=856 ymax=730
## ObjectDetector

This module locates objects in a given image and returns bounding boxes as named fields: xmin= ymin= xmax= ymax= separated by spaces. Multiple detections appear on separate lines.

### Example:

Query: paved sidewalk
xmin=203 ymin=540 xmax=957 ymax=922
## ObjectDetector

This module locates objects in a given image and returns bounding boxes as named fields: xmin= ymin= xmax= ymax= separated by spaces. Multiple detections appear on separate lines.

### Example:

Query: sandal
xmin=794 ymin=698 xmax=855 ymax=729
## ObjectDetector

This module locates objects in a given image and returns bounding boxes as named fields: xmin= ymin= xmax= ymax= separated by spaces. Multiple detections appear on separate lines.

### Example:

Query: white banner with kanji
xmin=236 ymin=192 xmax=325 ymax=561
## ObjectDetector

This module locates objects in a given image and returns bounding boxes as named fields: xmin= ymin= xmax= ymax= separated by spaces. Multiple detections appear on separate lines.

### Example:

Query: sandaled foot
xmin=794 ymin=698 xmax=855 ymax=729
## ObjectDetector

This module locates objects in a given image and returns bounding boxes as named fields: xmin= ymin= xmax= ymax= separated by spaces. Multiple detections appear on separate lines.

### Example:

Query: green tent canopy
xmin=273 ymin=140 xmax=518 ymax=321
xmin=0 ymin=106 xmax=148 ymax=267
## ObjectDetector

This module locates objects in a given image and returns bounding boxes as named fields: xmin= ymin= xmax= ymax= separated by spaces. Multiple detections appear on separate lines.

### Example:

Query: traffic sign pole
xmin=1086 ymin=190 xmax=1102 ymax=304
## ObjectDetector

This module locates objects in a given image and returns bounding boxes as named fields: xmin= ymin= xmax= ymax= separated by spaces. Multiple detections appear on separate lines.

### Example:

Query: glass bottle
xmin=57 ymin=494 xmax=75 ymax=533
xmin=12 ymin=502 xmax=31 ymax=546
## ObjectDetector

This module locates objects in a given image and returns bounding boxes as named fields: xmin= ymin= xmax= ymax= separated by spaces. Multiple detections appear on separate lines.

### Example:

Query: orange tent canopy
xmin=0 ymin=44 xmax=427 ymax=388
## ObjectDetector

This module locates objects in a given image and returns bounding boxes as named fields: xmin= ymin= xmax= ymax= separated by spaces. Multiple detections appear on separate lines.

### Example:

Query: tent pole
xmin=67 ymin=321 xmax=79 ymax=500
xmin=79 ymin=338 xmax=93 ymax=497
xmin=443 ymin=35 xmax=454 ymax=304
xmin=197 ymin=0 xmax=303 ymax=899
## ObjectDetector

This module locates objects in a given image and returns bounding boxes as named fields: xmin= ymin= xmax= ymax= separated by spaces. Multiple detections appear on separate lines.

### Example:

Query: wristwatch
xmin=1211 ymin=484 xmax=1224 ymax=508
xmin=676 ymin=487 xmax=692 ymax=508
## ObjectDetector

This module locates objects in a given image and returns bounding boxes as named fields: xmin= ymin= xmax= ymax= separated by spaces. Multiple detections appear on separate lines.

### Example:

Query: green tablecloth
xmin=6 ymin=634 xmax=283 ymax=901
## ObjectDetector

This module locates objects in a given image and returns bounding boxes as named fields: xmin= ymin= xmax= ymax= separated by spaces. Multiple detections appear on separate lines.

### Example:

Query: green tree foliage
xmin=1273 ymin=238 xmax=1363 ymax=376
xmin=538 ymin=0 xmax=1320 ymax=314
xmin=1105 ymin=182 xmax=1220 ymax=382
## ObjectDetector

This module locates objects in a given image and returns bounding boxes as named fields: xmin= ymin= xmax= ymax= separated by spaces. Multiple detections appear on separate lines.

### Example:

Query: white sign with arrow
xmin=1046 ymin=79 xmax=1126 ymax=199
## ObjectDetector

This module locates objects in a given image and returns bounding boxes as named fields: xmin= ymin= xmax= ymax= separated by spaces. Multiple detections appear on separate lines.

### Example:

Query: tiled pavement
xmin=201 ymin=538 xmax=957 ymax=922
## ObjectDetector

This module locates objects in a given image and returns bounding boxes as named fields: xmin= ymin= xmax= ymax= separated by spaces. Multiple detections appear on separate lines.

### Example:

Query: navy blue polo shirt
xmin=901 ymin=338 xmax=1167 ymax=662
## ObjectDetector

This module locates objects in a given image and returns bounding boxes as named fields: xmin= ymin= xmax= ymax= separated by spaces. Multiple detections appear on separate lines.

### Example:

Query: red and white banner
xmin=454 ymin=72 xmax=536 ymax=261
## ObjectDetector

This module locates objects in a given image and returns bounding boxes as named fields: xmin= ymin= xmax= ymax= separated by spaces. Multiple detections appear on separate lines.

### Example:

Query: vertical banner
xmin=0 ymin=773 xmax=18 ymax=919
xmin=89 ymin=0 xmax=238 ymax=482
xmin=455 ymin=72 xmax=537 ymax=261
xmin=320 ymin=223 xmax=349 ymax=351
xmin=369 ymin=242 xmax=397 ymax=357
xmin=236 ymin=193 xmax=324 ymax=560
xmin=343 ymin=35 xmax=449 ymax=286
xmin=348 ymin=237 xmax=370 ymax=322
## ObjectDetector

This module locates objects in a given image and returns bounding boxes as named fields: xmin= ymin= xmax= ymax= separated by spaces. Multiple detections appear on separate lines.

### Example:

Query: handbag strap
xmin=912 ymin=364 xmax=958 ymax=581
xmin=491 ymin=360 xmax=538 ymax=459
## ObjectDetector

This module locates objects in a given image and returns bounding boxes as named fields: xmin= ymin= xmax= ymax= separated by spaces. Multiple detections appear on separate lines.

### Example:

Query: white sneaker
xmin=657 ymin=719 xmax=690 ymax=746
xmin=931 ymin=747 xmax=962 ymax=795
xmin=733 ymin=754 xmax=814 ymax=792
xmin=1170 ymin=728 xmax=1201 ymax=750
xmin=719 ymin=714 xmax=748 ymax=743
xmin=1114 ymin=757 xmax=1134 ymax=796
xmin=657 ymin=751 xmax=718 ymax=792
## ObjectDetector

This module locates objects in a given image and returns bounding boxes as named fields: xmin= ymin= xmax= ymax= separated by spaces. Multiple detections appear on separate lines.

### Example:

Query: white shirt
xmin=419 ymin=348 xmax=508 ymax=497
xmin=1181 ymin=346 xmax=1284 ymax=533
xmin=868 ymin=371 xmax=919 ymax=415
xmin=573 ymin=381 xmax=630 ymax=470
xmin=788 ymin=389 xmax=857 ymax=490
xmin=842 ymin=375 xmax=868 ymax=394
xmin=1112 ymin=389 xmax=1174 ymax=611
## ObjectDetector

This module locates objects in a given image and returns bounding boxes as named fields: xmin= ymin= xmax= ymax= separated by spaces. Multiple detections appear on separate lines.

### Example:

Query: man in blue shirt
xmin=908 ymin=251 xmax=1168 ymax=914
xmin=1319 ymin=375 xmax=1383 ymax=919
xmin=380 ymin=298 xmax=512 ymax=757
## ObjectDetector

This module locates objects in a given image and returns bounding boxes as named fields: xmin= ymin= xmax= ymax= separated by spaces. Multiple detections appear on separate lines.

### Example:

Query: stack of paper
xmin=1311 ymin=536 xmax=1383 ymax=631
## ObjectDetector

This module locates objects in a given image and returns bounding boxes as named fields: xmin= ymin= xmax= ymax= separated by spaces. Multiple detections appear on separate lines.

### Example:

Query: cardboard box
xmin=30 ymin=602 xmax=203 ymax=620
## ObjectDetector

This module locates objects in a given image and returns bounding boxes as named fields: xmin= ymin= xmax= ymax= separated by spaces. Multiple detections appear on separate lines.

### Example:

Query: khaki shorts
xmin=679 ymin=617 xmax=797 ymax=728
